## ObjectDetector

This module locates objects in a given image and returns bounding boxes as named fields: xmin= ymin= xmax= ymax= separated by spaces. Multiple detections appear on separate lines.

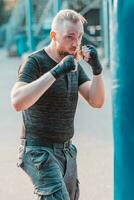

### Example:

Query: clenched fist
xmin=51 ymin=55 xmax=77 ymax=79
xmin=81 ymin=45 xmax=102 ymax=75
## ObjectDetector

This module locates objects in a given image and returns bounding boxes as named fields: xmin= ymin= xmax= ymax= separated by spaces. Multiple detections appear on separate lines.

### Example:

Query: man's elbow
xmin=93 ymin=103 xmax=104 ymax=108
xmin=89 ymin=99 xmax=104 ymax=108
xmin=12 ymin=102 xmax=22 ymax=112
xmin=11 ymin=97 xmax=23 ymax=112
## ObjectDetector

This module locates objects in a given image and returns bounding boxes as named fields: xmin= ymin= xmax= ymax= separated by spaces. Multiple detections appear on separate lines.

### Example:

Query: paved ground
xmin=0 ymin=49 xmax=113 ymax=200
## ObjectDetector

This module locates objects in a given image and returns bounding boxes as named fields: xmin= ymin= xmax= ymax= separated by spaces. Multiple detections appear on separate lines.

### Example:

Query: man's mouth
xmin=69 ymin=48 xmax=77 ymax=52
xmin=59 ymin=49 xmax=78 ymax=58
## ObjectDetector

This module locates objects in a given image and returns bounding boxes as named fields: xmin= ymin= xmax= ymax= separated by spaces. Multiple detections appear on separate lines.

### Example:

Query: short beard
xmin=58 ymin=50 xmax=77 ymax=58
xmin=59 ymin=50 xmax=69 ymax=57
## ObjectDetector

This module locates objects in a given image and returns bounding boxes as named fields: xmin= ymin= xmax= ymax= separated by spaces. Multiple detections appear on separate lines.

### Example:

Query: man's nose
xmin=72 ymin=38 xmax=79 ymax=47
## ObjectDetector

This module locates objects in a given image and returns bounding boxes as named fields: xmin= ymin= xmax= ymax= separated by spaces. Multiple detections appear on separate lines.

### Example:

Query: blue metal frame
xmin=54 ymin=0 xmax=62 ymax=14
xmin=25 ymin=0 xmax=34 ymax=51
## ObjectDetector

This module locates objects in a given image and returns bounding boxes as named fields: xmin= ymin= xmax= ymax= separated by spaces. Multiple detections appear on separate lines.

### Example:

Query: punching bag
xmin=112 ymin=1 xmax=134 ymax=199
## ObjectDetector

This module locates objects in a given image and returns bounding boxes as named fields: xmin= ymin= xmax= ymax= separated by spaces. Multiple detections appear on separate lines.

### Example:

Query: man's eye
xmin=67 ymin=36 xmax=73 ymax=39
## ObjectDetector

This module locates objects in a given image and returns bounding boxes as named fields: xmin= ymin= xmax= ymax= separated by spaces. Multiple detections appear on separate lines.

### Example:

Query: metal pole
xmin=54 ymin=0 xmax=61 ymax=14
xmin=102 ymin=0 xmax=109 ymax=65
xmin=112 ymin=1 xmax=134 ymax=199
xmin=25 ymin=0 xmax=34 ymax=51
xmin=108 ymin=0 xmax=113 ymax=67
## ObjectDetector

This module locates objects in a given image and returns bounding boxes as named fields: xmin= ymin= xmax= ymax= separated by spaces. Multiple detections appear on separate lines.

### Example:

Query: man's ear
xmin=50 ymin=31 xmax=56 ymax=41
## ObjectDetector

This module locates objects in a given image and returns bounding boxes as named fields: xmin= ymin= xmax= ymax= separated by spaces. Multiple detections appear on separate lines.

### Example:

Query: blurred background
xmin=0 ymin=1 xmax=113 ymax=200
xmin=0 ymin=0 xmax=112 ymax=65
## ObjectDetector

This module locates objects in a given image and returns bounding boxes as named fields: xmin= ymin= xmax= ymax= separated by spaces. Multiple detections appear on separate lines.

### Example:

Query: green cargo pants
xmin=17 ymin=142 xmax=80 ymax=200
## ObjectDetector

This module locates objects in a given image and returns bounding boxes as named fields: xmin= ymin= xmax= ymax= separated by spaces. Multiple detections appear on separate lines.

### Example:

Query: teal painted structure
xmin=25 ymin=0 xmax=34 ymax=51
xmin=17 ymin=0 xmax=62 ymax=56
xmin=112 ymin=1 xmax=134 ymax=199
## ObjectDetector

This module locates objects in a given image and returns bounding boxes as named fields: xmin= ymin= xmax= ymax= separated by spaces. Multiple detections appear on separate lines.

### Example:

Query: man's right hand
xmin=50 ymin=55 xmax=77 ymax=79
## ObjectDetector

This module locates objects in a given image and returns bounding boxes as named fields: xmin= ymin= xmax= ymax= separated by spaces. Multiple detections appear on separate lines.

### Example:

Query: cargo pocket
xmin=26 ymin=148 xmax=64 ymax=196
xmin=37 ymin=182 xmax=70 ymax=200
xmin=29 ymin=149 xmax=50 ymax=170
xmin=17 ymin=144 xmax=25 ymax=168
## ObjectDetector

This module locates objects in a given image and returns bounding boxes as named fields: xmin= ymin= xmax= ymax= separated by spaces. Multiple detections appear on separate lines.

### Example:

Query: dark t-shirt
xmin=18 ymin=49 xmax=90 ymax=142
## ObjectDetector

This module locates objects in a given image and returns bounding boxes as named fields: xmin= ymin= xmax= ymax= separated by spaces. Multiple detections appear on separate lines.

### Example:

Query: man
xmin=11 ymin=9 xmax=105 ymax=200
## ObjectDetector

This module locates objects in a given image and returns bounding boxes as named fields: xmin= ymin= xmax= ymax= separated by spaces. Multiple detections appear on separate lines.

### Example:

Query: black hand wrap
xmin=86 ymin=45 xmax=102 ymax=75
xmin=50 ymin=55 xmax=76 ymax=79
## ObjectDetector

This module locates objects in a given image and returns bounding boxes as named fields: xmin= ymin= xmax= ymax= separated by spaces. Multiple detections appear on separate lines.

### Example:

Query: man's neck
xmin=45 ymin=43 xmax=62 ymax=63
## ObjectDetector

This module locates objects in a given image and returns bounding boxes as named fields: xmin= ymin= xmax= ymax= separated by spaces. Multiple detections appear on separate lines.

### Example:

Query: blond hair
xmin=51 ymin=9 xmax=87 ymax=31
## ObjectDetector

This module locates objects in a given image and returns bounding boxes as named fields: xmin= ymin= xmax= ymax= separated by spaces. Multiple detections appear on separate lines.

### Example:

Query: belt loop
xmin=63 ymin=140 xmax=72 ymax=150
xmin=63 ymin=142 xmax=68 ymax=150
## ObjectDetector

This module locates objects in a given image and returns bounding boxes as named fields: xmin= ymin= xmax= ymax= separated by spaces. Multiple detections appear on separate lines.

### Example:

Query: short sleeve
xmin=78 ymin=64 xmax=90 ymax=86
xmin=17 ymin=56 xmax=40 ymax=83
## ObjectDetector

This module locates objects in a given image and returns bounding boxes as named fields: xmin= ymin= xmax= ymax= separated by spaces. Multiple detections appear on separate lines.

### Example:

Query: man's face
xmin=54 ymin=20 xmax=84 ymax=58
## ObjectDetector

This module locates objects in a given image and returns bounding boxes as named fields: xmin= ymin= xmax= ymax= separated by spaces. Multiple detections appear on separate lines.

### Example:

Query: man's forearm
xmin=11 ymin=55 xmax=77 ymax=112
xmin=11 ymin=72 xmax=56 ymax=111
xmin=88 ymin=73 xmax=105 ymax=108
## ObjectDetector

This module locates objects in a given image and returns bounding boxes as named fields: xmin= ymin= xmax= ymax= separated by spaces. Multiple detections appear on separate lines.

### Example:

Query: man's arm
xmin=78 ymin=45 xmax=105 ymax=108
xmin=79 ymin=73 xmax=105 ymax=108
xmin=11 ymin=72 xmax=56 ymax=112
xmin=11 ymin=55 xmax=76 ymax=112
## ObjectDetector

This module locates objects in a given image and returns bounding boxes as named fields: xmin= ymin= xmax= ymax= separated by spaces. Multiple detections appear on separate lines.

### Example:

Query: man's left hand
xmin=81 ymin=45 xmax=102 ymax=75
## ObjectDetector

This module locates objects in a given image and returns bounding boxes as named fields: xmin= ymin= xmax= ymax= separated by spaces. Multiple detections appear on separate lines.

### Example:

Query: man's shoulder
xmin=28 ymin=48 xmax=46 ymax=61
xmin=24 ymin=48 xmax=55 ymax=72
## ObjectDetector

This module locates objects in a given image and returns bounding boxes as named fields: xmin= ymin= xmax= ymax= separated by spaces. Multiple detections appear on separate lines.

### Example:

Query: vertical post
xmin=101 ymin=0 xmax=109 ymax=65
xmin=108 ymin=0 xmax=113 ymax=67
xmin=25 ymin=0 xmax=34 ymax=51
xmin=112 ymin=1 xmax=134 ymax=199
xmin=54 ymin=0 xmax=61 ymax=14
